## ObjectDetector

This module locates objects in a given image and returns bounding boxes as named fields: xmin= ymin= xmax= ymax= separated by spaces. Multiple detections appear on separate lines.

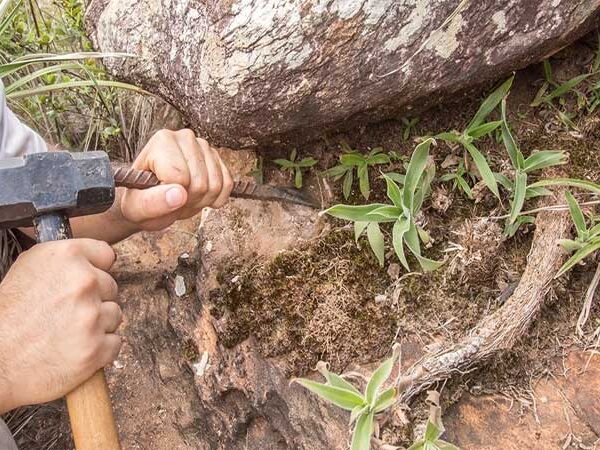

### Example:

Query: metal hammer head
xmin=0 ymin=151 xmax=115 ymax=228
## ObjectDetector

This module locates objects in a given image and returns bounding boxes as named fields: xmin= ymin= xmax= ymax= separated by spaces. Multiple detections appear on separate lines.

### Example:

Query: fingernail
xmin=166 ymin=187 xmax=185 ymax=208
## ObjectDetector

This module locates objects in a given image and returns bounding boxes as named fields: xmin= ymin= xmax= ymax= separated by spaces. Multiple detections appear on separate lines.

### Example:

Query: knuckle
xmin=177 ymin=128 xmax=196 ymax=141
xmin=153 ymin=129 xmax=174 ymax=141
xmin=77 ymin=271 xmax=98 ymax=293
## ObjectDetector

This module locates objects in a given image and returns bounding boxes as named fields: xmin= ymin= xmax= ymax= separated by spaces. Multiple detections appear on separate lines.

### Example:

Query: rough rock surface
xmin=86 ymin=0 xmax=600 ymax=147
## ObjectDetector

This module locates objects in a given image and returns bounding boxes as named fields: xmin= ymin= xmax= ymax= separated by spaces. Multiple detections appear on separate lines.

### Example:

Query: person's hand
xmin=0 ymin=239 xmax=121 ymax=413
xmin=118 ymin=129 xmax=234 ymax=231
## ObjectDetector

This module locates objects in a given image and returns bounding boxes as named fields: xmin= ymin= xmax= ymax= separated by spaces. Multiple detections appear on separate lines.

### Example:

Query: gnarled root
xmin=398 ymin=208 xmax=572 ymax=403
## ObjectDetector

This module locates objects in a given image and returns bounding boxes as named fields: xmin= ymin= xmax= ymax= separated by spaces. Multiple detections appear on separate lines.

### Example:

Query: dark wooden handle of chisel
xmin=33 ymin=212 xmax=121 ymax=450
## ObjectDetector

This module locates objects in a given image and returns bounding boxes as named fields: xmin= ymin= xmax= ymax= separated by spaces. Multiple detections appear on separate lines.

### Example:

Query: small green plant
xmin=436 ymin=76 xmax=515 ymax=200
xmin=496 ymin=97 xmax=567 ymax=236
xmin=401 ymin=117 xmax=419 ymax=141
xmin=556 ymin=191 xmax=600 ymax=277
xmin=274 ymin=149 xmax=318 ymax=188
xmin=324 ymin=138 xmax=442 ymax=271
xmin=407 ymin=391 xmax=458 ymax=450
xmin=531 ymin=59 xmax=593 ymax=108
xmin=439 ymin=159 xmax=476 ymax=199
xmin=325 ymin=144 xmax=391 ymax=200
xmin=293 ymin=345 xmax=401 ymax=450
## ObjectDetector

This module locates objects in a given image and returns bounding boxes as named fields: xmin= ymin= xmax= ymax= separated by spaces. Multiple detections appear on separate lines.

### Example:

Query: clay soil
xmin=7 ymin=34 xmax=600 ymax=450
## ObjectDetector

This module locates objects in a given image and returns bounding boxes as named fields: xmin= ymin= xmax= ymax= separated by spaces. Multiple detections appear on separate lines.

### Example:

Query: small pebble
xmin=113 ymin=360 xmax=124 ymax=369
xmin=387 ymin=263 xmax=401 ymax=280
xmin=174 ymin=275 xmax=186 ymax=297
xmin=192 ymin=351 xmax=210 ymax=377
xmin=375 ymin=294 xmax=388 ymax=304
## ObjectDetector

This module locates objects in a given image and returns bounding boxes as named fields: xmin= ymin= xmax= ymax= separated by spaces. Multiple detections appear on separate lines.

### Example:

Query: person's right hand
xmin=0 ymin=239 xmax=122 ymax=413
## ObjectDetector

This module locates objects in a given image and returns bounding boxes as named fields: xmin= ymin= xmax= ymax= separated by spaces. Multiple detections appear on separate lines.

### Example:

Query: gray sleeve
xmin=0 ymin=80 xmax=47 ymax=159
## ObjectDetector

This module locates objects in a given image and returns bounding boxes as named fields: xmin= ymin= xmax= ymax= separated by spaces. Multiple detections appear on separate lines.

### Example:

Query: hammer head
xmin=0 ymin=151 xmax=115 ymax=228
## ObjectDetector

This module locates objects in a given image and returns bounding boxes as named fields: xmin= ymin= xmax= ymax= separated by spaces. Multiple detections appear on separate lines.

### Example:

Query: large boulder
xmin=86 ymin=0 xmax=600 ymax=148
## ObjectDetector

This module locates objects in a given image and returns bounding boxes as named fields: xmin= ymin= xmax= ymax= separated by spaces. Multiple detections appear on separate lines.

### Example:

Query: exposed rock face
xmin=86 ymin=0 xmax=600 ymax=148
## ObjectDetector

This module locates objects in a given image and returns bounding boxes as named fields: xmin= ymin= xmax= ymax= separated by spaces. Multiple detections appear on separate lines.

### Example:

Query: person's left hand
xmin=118 ymin=129 xmax=233 ymax=231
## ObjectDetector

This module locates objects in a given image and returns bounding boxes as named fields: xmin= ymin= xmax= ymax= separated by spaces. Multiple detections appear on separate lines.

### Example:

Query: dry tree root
xmin=397 ymin=208 xmax=572 ymax=403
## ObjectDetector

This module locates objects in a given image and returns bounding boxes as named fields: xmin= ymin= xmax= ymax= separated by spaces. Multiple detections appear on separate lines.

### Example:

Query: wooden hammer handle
xmin=33 ymin=213 xmax=121 ymax=450
xmin=66 ymin=371 xmax=121 ymax=450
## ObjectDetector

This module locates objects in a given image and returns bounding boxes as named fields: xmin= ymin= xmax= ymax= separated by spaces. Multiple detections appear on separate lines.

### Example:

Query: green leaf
xmin=543 ymin=59 xmax=553 ymax=83
xmin=298 ymin=157 xmax=318 ymax=168
xmin=350 ymin=412 xmax=375 ymax=450
xmin=0 ymin=0 xmax=22 ymax=38
xmin=354 ymin=221 xmax=369 ymax=243
xmin=4 ymin=62 xmax=81 ymax=94
xmin=528 ymin=178 xmax=600 ymax=194
xmin=523 ymin=151 xmax=567 ymax=173
xmin=358 ymin=164 xmax=370 ymax=200
xmin=559 ymin=239 xmax=584 ymax=252
xmin=367 ymin=206 xmax=403 ymax=220
xmin=467 ymin=120 xmax=502 ymax=139
xmin=403 ymin=138 xmax=434 ymax=210
xmin=540 ymin=73 xmax=592 ymax=104
xmin=341 ymin=153 xmax=366 ymax=166
xmin=350 ymin=405 xmax=369 ymax=426
xmin=365 ymin=345 xmax=400 ymax=406
xmin=556 ymin=238 xmax=600 ymax=278
xmin=467 ymin=75 xmax=514 ymax=130
xmin=435 ymin=132 xmax=461 ymax=142
xmin=413 ymin=160 xmax=436 ymax=214
xmin=504 ymin=215 xmax=535 ymax=237
xmin=393 ymin=217 xmax=411 ymax=270
xmin=456 ymin=176 xmax=474 ymax=199
xmin=464 ymin=143 xmax=500 ymax=199
xmin=525 ymin=186 xmax=552 ymax=199
xmin=315 ymin=361 xmax=362 ymax=396
xmin=385 ymin=172 xmax=406 ymax=184
xmin=324 ymin=165 xmax=349 ymax=179
xmin=325 ymin=204 xmax=391 ymax=222
xmin=274 ymin=159 xmax=295 ymax=169
xmin=494 ymin=172 xmax=513 ymax=192
xmin=343 ymin=170 xmax=354 ymax=199
xmin=373 ymin=387 xmax=397 ymax=413
xmin=424 ymin=420 xmax=443 ymax=442
xmin=404 ymin=222 xmax=443 ymax=271
xmin=0 ymin=52 xmax=133 ymax=78
xmin=6 ymin=79 xmax=147 ymax=99
xmin=367 ymin=153 xmax=391 ymax=165
xmin=565 ymin=191 xmax=587 ymax=240
xmin=439 ymin=173 xmax=456 ymax=182
xmin=508 ymin=171 xmax=527 ymax=224
xmin=367 ymin=222 xmax=385 ymax=267
xmin=293 ymin=378 xmax=365 ymax=411
xmin=500 ymin=97 xmax=524 ymax=170
xmin=384 ymin=174 xmax=403 ymax=207
xmin=294 ymin=169 xmax=303 ymax=188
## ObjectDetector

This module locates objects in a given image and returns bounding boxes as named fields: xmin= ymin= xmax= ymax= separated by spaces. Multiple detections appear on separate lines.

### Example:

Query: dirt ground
xmin=7 ymin=33 xmax=600 ymax=450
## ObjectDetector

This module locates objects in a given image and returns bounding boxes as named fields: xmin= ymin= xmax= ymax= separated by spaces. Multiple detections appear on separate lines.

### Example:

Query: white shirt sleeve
xmin=0 ymin=80 xmax=47 ymax=158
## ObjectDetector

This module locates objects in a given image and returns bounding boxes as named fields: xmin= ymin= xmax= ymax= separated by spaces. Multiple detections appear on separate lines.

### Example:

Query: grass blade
xmin=4 ymin=63 xmax=81 ymax=94
xmin=365 ymin=345 xmax=400 ymax=406
xmin=540 ymin=73 xmax=592 ymax=104
xmin=467 ymin=120 xmax=502 ymax=139
xmin=350 ymin=412 xmax=375 ymax=450
xmin=373 ymin=387 xmax=397 ymax=413
xmin=523 ymin=151 xmax=567 ymax=173
xmin=7 ymin=79 xmax=147 ymax=98
xmin=342 ymin=170 xmax=354 ymax=199
xmin=403 ymin=138 xmax=434 ymax=209
xmin=293 ymin=379 xmax=365 ymax=411
xmin=467 ymin=76 xmax=514 ymax=130
xmin=565 ymin=191 xmax=587 ymax=240
xmin=508 ymin=171 xmax=527 ymax=224
xmin=316 ymin=362 xmax=362 ymax=396
xmin=384 ymin=174 xmax=403 ymax=207
xmin=324 ymin=204 xmax=392 ymax=222
xmin=354 ymin=221 xmax=369 ymax=243
xmin=464 ymin=143 xmax=500 ymax=199
xmin=528 ymin=178 xmax=600 ymax=194
xmin=0 ymin=52 xmax=133 ymax=78
xmin=358 ymin=164 xmax=370 ymax=200
xmin=556 ymin=238 xmax=600 ymax=278
xmin=392 ymin=217 xmax=411 ymax=270
xmin=500 ymin=97 xmax=524 ymax=169
xmin=367 ymin=222 xmax=385 ymax=267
